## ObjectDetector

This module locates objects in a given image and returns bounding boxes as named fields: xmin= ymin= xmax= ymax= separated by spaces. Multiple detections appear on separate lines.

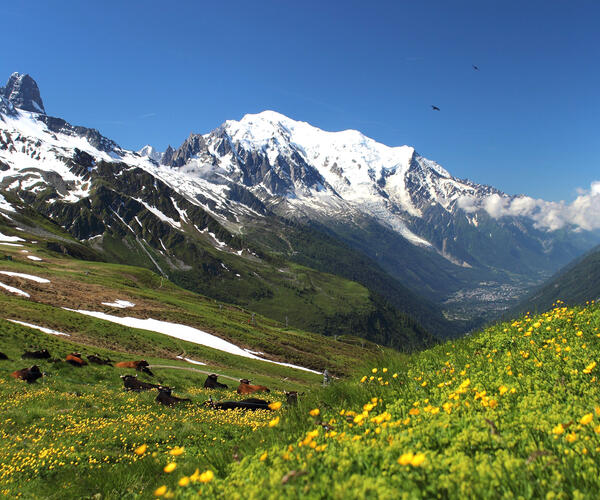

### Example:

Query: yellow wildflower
xmin=268 ymin=417 xmax=280 ymax=427
xmin=169 ymin=447 xmax=184 ymax=456
xmin=259 ymin=452 xmax=268 ymax=461
xmin=199 ymin=470 xmax=214 ymax=483
xmin=268 ymin=401 xmax=282 ymax=410
xmin=411 ymin=453 xmax=426 ymax=466
xmin=163 ymin=463 xmax=177 ymax=473
xmin=178 ymin=477 xmax=190 ymax=487
xmin=134 ymin=444 xmax=147 ymax=455
xmin=398 ymin=452 xmax=414 ymax=466
xmin=309 ymin=408 xmax=320 ymax=417
xmin=580 ymin=413 xmax=594 ymax=425
xmin=154 ymin=486 xmax=167 ymax=497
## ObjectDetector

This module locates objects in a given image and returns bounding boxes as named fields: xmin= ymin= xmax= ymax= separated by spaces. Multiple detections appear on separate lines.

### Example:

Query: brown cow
xmin=115 ymin=360 xmax=154 ymax=376
xmin=11 ymin=365 xmax=43 ymax=383
xmin=237 ymin=379 xmax=270 ymax=394
xmin=66 ymin=353 xmax=87 ymax=367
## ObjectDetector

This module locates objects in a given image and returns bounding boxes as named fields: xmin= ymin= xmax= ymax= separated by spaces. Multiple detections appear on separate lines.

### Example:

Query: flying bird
xmin=431 ymin=105 xmax=440 ymax=111
xmin=472 ymin=65 xmax=479 ymax=71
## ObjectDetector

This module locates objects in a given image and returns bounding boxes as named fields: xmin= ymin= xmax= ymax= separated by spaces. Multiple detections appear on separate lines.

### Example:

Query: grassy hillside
xmin=510 ymin=244 xmax=600 ymax=316
xmin=3 ymin=193 xmax=435 ymax=350
xmin=3 ymin=294 xmax=600 ymax=498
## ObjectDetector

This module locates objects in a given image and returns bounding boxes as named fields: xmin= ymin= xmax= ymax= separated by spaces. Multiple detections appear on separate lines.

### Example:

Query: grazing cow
xmin=156 ymin=386 xmax=191 ymax=406
xmin=237 ymin=379 xmax=270 ymax=394
xmin=285 ymin=391 xmax=299 ymax=405
xmin=120 ymin=374 xmax=160 ymax=392
xmin=66 ymin=353 xmax=87 ymax=367
xmin=0 ymin=352 xmax=8 ymax=360
xmin=22 ymin=349 xmax=50 ymax=360
xmin=115 ymin=360 xmax=154 ymax=376
xmin=87 ymin=354 xmax=112 ymax=366
xmin=207 ymin=397 xmax=272 ymax=411
xmin=11 ymin=365 xmax=43 ymax=383
xmin=203 ymin=374 xmax=228 ymax=389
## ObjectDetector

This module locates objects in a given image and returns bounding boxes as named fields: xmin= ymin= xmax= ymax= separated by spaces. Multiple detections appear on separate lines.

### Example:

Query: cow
xmin=120 ymin=374 xmax=160 ymax=392
xmin=203 ymin=374 xmax=228 ymax=389
xmin=285 ymin=391 xmax=299 ymax=405
xmin=115 ymin=360 xmax=154 ymax=376
xmin=66 ymin=353 xmax=87 ymax=367
xmin=11 ymin=365 xmax=43 ymax=383
xmin=156 ymin=386 xmax=191 ymax=407
xmin=237 ymin=379 xmax=270 ymax=394
xmin=206 ymin=397 xmax=272 ymax=411
xmin=87 ymin=354 xmax=112 ymax=366
xmin=22 ymin=349 xmax=50 ymax=360
xmin=0 ymin=352 xmax=8 ymax=360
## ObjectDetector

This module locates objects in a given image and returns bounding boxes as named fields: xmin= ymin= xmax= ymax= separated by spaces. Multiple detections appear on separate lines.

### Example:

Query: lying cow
xmin=156 ymin=386 xmax=191 ymax=407
xmin=203 ymin=374 xmax=228 ymax=389
xmin=237 ymin=379 xmax=270 ymax=394
xmin=285 ymin=391 xmax=299 ymax=405
xmin=120 ymin=374 xmax=160 ymax=392
xmin=87 ymin=354 xmax=112 ymax=366
xmin=22 ymin=349 xmax=50 ymax=360
xmin=207 ymin=397 xmax=272 ymax=411
xmin=115 ymin=360 xmax=154 ymax=376
xmin=11 ymin=365 xmax=43 ymax=383
xmin=0 ymin=352 xmax=8 ymax=360
xmin=66 ymin=353 xmax=87 ymax=367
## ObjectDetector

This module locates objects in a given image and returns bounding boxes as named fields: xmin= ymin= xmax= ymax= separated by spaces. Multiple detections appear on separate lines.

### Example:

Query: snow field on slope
xmin=64 ymin=308 xmax=320 ymax=374
xmin=0 ymin=271 xmax=50 ymax=283
xmin=7 ymin=319 xmax=70 ymax=336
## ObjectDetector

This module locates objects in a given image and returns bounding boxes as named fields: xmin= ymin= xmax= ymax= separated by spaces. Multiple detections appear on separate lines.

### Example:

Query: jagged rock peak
xmin=0 ymin=73 xmax=46 ymax=114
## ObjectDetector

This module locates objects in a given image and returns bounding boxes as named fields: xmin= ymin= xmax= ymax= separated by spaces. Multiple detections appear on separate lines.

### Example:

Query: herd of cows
xmin=2 ymin=349 xmax=299 ymax=411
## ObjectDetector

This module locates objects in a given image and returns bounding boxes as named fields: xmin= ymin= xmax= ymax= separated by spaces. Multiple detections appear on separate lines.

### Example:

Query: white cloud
xmin=457 ymin=181 xmax=600 ymax=231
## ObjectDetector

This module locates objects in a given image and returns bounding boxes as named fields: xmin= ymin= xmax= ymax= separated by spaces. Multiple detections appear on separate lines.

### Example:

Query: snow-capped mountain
xmin=166 ymin=110 xmax=504 ymax=249
xmin=137 ymin=145 xmax=163 ymax=163
xmin=1 ymin=73 xmax=598 ymax=329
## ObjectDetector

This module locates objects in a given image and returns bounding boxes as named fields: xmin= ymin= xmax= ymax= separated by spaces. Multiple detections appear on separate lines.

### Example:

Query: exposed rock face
xmin=0 ymin=73 xmax=46 ymax=114
xmin=0 ymin=96 xmax=16 ymax=117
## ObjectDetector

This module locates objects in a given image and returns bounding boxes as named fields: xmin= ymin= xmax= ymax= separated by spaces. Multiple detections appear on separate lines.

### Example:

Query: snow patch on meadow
xmin=7 ymin=319 xmax=70 ymax=336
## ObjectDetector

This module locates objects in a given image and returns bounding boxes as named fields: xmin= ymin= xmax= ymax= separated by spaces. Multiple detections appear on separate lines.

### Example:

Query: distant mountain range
xmin=1 ymin=72 xmax=598 ymax=343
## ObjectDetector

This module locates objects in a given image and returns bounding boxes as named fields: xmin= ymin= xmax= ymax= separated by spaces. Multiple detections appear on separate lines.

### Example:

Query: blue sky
xmin=1 ymin=0 xmax=598 ymax=201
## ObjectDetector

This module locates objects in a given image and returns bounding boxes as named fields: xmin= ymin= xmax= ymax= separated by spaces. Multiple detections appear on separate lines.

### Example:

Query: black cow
xmin=285 ymin=391 xmax=299 ymax=405
xmin=120 ymin=374 xmax=160 ymax=392
xmin=0 ymin=352 xmax=8 ymax=360
xmin=156 ymin=386 xmax=191 ymax=406
xmin=11 ymin=365 xmax=43 ymax=383
xmin=203 ymin=374 xmax=228 ymax=389
xmin=206 ymin=397 xmax=272 ymax=411
xmin=87 ymin=354 xmax=113 ymax=366
xmin=22 ymin=349 xmax=50 ymax=360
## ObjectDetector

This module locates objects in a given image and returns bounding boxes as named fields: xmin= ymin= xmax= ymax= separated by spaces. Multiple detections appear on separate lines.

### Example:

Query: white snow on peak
xmin=138 ymin=145 xmax=163 ymax=163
